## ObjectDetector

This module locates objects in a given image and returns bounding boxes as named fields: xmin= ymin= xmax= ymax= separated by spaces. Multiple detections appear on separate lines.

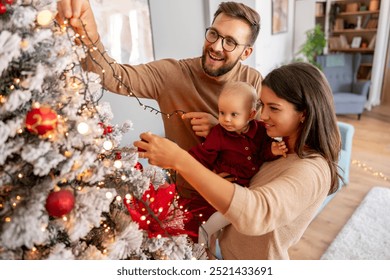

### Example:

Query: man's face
xmin=202 ymin=13 xmax=252 ymax=77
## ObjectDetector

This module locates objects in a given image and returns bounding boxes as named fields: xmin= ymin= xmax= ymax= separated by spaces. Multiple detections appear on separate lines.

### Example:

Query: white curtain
xmin=368 ymin=0 xmax=390 ymax=109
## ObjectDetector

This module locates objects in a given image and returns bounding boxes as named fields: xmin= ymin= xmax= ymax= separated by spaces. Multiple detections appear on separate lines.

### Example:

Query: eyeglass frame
xmin=204 ymin=27 xmax=250 ymax=52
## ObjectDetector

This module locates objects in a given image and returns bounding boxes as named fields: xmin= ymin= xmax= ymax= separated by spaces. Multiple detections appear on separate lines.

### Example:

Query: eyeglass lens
xmin=205 ymin=28 xmax=238 ymax=52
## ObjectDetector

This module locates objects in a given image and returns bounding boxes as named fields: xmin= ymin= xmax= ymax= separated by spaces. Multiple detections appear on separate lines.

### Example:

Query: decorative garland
xmin=352 ymin=159 xmax=389 ymax=182
xmin=69 ymin=18 xmax=187 ymax=119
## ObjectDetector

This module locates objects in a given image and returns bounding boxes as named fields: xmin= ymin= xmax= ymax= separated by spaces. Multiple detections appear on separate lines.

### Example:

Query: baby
xmin=188 ymin=81 xmax=287 ymax=246
xmin=189 ymin=81 xmax=287 ymax=187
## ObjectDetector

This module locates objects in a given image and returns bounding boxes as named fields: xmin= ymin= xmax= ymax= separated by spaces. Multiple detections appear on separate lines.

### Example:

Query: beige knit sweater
xmin=219 ymin=154 xmax=330 ymax=259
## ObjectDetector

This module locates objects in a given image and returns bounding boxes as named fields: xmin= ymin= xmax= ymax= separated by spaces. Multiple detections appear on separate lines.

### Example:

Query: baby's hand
xmin=272 ymin=141 xmax=288 ymax=158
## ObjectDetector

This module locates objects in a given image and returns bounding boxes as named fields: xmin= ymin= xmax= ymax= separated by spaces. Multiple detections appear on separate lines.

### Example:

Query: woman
xmin=134 ymin=62 xmax=341 ymax=259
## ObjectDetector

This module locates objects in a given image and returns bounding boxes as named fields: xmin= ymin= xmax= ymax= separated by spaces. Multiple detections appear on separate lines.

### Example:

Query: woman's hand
xmin=182 ymin=112 xmax=218 ymax=138
xmin=135 ymin=132 xmax=235 ymax=213
xmin=134 ymin=132 xmax=184 ymax=169
xmin=56 ymin=0 xmax=99 ymax=44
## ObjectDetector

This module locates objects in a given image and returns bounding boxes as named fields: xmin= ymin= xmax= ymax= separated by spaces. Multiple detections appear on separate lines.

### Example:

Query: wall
xmin=293 ymin=1 xmax=316 ymax=59
xmin=255 ymin=0 xmax=296 ymax=75
xmin=99 ymin=0 xmax=304 ymax=146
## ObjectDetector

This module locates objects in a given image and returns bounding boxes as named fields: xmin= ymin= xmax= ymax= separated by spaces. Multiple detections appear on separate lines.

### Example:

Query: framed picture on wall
xmin=272 ymin=0 xmax=288 ymax=34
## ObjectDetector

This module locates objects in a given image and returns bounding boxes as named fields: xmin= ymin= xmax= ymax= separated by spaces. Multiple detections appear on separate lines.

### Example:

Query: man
xmin=57 ymin=1 xmax=262 ymax=239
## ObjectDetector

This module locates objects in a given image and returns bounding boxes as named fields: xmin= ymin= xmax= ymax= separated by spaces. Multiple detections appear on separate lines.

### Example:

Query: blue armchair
xmin=317 ymin=121 xmax=354 ymax=213
xmin=316 ymin=53 xmax=370 ymax=120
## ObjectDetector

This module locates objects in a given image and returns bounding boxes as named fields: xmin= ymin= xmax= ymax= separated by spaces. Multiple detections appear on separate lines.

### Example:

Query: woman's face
xmin=260 ymin=86 xmax=305 ymax=149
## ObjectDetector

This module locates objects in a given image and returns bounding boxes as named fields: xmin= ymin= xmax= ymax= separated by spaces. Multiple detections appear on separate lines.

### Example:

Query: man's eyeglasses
xmin=205 ymin=28 xmax=249 ymax=52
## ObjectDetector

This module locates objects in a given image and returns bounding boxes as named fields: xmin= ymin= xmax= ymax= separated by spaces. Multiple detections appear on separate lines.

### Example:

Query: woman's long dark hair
xmin=262 ymin=62 xmax=342 ymax=194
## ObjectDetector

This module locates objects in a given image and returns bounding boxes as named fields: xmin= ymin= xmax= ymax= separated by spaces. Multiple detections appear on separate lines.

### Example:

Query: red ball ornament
xmin=25 ymin=106 xmax=58 ymax=137
xmin=0 ymin=3 xmax=6 ymax=14
xmin=5 ymin=0 xmax=14 ymax=5
xmin=45 ymin=189 xmax=75 ymax=217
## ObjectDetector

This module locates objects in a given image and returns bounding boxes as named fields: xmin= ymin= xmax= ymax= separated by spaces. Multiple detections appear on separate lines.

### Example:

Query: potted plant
xmin=296 ymin=24 xmax=326 ymax=69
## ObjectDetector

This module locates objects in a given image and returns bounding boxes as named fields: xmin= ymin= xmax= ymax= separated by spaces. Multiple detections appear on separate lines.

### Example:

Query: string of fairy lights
xmin=75 ymin=19 xmax=187 ymax=119
xmin=352 ymin=159 xmax=389 ymax=182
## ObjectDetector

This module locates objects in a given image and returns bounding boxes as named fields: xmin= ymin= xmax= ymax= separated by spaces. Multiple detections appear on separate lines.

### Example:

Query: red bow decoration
xmin=124 ymin=183 xmax=195 ymax=238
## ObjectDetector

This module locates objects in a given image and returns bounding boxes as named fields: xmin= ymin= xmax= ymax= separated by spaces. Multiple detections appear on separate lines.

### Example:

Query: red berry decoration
xmin=104 ymin=126 xmax=113 ymax=134
xmin=5 ymin=0 xmax=14 ymax=5
xmin=134 ymin=162 xmax=143 ymax=171
xmin=45 ymin=189 xmax=75 ymax=217
xmin=25 ymin=106 xmax=58 ymax=137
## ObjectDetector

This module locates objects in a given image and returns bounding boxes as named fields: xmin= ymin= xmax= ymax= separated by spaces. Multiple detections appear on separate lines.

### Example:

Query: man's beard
xmin=201 ymin=49 xmax=241 ymax=77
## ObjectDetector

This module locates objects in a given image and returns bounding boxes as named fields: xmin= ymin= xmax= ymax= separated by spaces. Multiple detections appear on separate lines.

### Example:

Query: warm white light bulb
xmin=77 ymin=122 xmax=89 ymax=135
xmin=103 ymin=140 xmax=113 ymax=151
xmin=37 ymin=10 xmax=53 ymax=26
xmin=106 ymin=192 xmax=113 ymax=199
xmin=114 ymin=160 xmax=122 ymax=169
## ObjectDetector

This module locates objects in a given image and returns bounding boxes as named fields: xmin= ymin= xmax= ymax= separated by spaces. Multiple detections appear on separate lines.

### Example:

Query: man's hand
xmin=56 ymin=0 xmax=99 ymax=45
xmin=182 ymin=112 xmax=218 ymax=138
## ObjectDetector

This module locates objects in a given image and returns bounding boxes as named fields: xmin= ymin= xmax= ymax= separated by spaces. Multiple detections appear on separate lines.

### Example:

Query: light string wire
xmin=76 ymin=19 xmax=187 ymax=119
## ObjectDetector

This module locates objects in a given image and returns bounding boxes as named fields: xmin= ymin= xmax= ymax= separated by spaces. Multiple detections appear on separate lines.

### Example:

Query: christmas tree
xmin=0 ymin=0 xmax=202 ymax=260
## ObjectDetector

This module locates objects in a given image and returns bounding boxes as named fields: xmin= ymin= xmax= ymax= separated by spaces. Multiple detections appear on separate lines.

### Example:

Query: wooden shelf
xmin=337 ymin=11 xmax=379 ymax=16
xmin=332 ymin=29 xmax=377 ymax=34
xmin=329 ymin=48 xmax=374 ymax=53
xmin=323 ymin=0 xmax=381 ymax=82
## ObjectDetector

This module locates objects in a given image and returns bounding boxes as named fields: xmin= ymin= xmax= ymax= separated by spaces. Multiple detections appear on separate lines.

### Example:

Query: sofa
xmin=316 ymin=53 xmax=370 ymax=120
xmin=317 ymin=121 xmax=355 ymax=213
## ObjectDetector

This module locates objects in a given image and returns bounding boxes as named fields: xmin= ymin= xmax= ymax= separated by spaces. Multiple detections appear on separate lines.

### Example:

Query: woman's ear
xmin=300 ymin=111 xmax=306 ymax=124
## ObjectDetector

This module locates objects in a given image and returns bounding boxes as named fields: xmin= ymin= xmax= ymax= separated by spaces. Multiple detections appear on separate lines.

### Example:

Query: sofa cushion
xmin=333 ymin=93 xmax=367 ymax=104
